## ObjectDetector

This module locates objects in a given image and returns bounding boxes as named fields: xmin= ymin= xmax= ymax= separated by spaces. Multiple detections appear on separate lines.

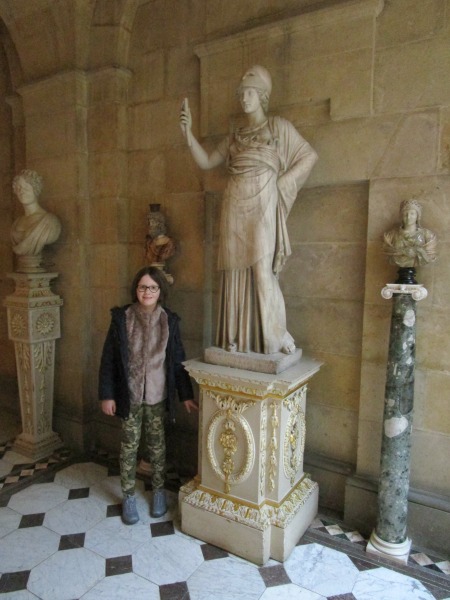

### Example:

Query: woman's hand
xmin=101 ymin=399 xmax=116 ymax=416
xmin=183 ymin=399 xmax=199 ymax=414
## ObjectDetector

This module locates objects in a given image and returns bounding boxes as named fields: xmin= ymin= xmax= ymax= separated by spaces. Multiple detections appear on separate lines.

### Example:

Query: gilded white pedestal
xmin=4 ymin=272 xmax=63 ymax=461
xmin=179 ymin=356 xmax=321 ymax=565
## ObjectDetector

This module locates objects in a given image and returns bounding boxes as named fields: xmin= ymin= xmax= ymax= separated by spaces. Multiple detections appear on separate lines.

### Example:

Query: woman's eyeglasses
xmin=137 ymin=285 xmax=160 ymax=294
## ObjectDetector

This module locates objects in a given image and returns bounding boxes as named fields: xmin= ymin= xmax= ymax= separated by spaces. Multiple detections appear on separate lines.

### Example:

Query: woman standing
xmin=99 ymin=266 xmax=196 ymax=524
xmin=180 ymin=66 xmax=317 ymax=355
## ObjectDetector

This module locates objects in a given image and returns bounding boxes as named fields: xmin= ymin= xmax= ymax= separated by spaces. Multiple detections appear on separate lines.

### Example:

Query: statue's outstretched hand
xmin=180 ymin=98 xmax=192 ymax=144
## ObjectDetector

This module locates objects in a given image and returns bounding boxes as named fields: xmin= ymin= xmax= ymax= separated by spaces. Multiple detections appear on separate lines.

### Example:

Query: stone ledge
xmin=204 ymin=346 xmax=302 ymax=374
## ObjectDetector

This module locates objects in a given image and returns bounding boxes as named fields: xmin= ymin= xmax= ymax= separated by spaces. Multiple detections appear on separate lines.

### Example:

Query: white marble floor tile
xmin=187 ymin=555 xmax=265 ymax=600
xmin=84 ymin=515 xmax=150 ymax=558
xmin=133 ymin=533 xmax=204 ymax=585
xmin=80 ymin=572 xmax=160 ymax=600
xmin=412 ymin=552 xmax=434 ymax=566
xmin=0 ymin=506 xmax=22 ymax=538
xmin=260 ymin=583 xmax=325 ymax=600
xmin=352 ymin=567 xmax=436 ymax=600
xmin=54 ymin=462 xmax=108 ymax=489
xmin=346 ymin=530 xmax=365 ymax=542
xmin=0 ymin=526 xmax=60 ymax=571
xmin=1 ymin=450 xmax=33 ymax=465
xmin=0 ymin=461 xmax=15 ymax=478
xmin=436 ymin=560 xmax=450 ymax=575
xmin=284 ymin=542 xmax=359 ymax=596
xmin=27 ymin=547 xmax=105 ymax=600
xmin=44 ymin=497 xmax=105 ymax=534
xmin=325 ymin=524 xmax=344 ymax=535
xmin=0 ymin=591 xmax=39 ymax=599
xmin=89 ymin=475 xmax=123 ymax=505
xmin=7 ymin=482 xmax=68 ymax=514
xmin=308 ymin=517 xmax=324 ymax=529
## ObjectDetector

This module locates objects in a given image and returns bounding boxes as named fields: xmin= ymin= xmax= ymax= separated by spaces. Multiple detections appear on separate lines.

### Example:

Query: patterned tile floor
xmin=0 ymin=442 xmax=449 ymax=600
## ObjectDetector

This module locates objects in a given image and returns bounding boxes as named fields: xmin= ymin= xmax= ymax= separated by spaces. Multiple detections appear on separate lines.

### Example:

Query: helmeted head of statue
xmin=237 ymin=65 xmax=272 ymax=113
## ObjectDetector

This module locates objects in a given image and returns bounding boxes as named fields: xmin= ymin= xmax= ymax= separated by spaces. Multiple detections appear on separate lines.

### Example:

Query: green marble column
xmin=367 ymin=281 xmax=427 ymax=563
xmin=377 ymin=292 xmax=415 ymax=542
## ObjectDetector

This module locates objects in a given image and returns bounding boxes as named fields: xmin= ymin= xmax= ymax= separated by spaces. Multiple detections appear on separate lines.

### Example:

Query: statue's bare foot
xmin=281 ymin=333 xmax=296 ymax=354
xmin=281 ymin=341 xmax=296 ymax=354
xmin=227 ymin=342 xmax=237 ymax=352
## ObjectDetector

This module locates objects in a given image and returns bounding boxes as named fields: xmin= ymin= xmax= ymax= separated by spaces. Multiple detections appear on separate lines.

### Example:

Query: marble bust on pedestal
xmin=383 ymin=198 xmax=437 ymax=269
xmin=11 ymin=170 xmax=61 ymax=273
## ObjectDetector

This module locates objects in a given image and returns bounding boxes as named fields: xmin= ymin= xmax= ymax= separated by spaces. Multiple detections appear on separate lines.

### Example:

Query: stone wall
xmin=0 ymin=36 xmax=16 ymax=410
xmin=0 ymin=0 xmax=448 ymax=553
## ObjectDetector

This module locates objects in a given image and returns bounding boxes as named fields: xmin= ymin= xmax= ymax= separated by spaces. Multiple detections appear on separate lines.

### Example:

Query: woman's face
xmin=136 ymin=274 xmax=161 ymax=312
xmin=403 ymin=208 xmax=418 ymax=228
xmin=13 ymin=177 xmax=36 ymax=206
xmin=239 ymin=87 xmax=261 ymax=114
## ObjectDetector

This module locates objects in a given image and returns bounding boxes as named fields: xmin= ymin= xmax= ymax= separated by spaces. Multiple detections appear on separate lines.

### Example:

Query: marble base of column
xmin=367 ymin=530 xmax=412 ymax=565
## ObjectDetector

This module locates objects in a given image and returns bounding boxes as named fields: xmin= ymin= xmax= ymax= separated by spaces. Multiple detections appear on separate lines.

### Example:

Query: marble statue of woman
xmin=180 ymin=66 xmax=317 ymax=354
xmin=383 ymin=198 xmax=437 ymax=268
xmin=11 ymin=170 xmax=61 ymax=272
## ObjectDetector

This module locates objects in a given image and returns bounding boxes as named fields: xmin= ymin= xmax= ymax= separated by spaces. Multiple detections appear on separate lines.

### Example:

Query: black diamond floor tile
xmin=107 ymin=503 xmax=122 ymax=517
xmin=105 ymin=555 xmax=133 ymax=577
xmin=68 ymin=486 xmax=90 ymax=499
xmin=159 ymin=581 xmax=190 ymax=600
xmin=59 ymin=532 xmax=86 ymax=550
xmin=259 ymin=564 xmax=291 ymax=587
xmin=150 ymin=520 xmax=175 ymax=537
xmin=19 ymin=512 xmax=45 ymax=528
xmin=0 ymin=570 xmax=30 ymax=593
xmin=201 ymin=543 xmax=229 ymax=561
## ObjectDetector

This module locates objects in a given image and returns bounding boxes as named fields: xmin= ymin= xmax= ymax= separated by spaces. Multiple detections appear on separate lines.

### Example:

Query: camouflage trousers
xmin=120 ymin=401 xmax=166 ymax=495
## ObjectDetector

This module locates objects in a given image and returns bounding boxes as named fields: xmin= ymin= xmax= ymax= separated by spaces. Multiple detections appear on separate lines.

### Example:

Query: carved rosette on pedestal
xmin=179 ymin=357 xmax=321 ymax=565
xmin=4 ymin=272 xmax=63 ymax=461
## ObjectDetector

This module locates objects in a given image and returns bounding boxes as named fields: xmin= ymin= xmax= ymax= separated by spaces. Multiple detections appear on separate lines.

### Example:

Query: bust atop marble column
xmin=383 ymin=198 xmax=437 ymax=271
xmin=11 ymin=170 xmax=61 ymax=273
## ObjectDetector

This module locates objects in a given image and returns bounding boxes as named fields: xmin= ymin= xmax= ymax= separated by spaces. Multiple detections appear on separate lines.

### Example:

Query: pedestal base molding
xmin=180 ymin=477 xmax=318 ymax=565
xmin=13 ymin=431 xmax=63 ymax=462
xmin=366 ymin=530 xmax=412 ymax=565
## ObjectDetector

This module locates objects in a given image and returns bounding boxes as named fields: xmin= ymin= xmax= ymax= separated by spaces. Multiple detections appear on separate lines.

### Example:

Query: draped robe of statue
xmin=11 ymin=212 xmax=61 ymax=257
xmin=216 ymin=115 xmax=316 ymax=354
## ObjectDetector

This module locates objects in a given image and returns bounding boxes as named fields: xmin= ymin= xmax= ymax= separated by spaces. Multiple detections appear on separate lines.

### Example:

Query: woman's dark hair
xmin=130 ymin=266 xmax=169 ymax=305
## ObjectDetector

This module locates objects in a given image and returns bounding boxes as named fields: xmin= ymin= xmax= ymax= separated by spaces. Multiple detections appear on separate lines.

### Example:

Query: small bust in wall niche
xmin=11 ymin=169 xmax=61 ymax=273
xmin=383 ymin=198 xmax=437 ymax=269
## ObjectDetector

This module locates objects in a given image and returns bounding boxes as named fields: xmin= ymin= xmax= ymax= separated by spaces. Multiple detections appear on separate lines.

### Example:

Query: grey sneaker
xmin=122 ymin=493 xmax=139 ymax=525
xmin=151 ymin=489 xmax=167 ymax=518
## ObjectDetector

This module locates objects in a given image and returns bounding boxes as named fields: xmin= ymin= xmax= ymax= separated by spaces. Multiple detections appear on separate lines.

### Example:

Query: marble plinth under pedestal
xmin=13 ymin=431 xmax=63 ymax=462
xmin=180 ymin=356 xmax=321 ymax=564
xmin=180 ymin=477 xmax=318 ymax=565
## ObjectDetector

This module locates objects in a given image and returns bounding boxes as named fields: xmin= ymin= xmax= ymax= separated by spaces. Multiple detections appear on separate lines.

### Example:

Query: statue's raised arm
xmin=179 ymin=98 xmax=224 ymax=171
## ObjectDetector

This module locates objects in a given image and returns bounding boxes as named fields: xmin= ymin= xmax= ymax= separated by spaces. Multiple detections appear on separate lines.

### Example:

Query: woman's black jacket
xmin=98 ymin=304 xmax=194 ymax=421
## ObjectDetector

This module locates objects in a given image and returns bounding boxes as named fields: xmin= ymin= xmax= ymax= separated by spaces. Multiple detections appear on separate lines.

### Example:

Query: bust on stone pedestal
xmin=11 ymin=169 xmax=61 ymax=273
xmin=5 ymin=169 xmax=63 ymax=461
